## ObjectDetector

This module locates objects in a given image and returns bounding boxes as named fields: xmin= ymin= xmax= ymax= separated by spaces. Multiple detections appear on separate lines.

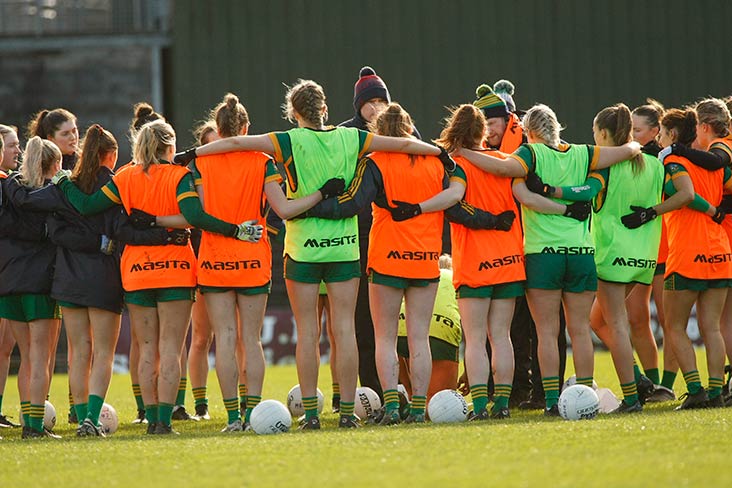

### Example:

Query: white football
xmin=99 ymin=403 xmax=119 ymax=434
xmin=19 ymin=400 xmax=56 ymax=430
xmin=354 ymin=386 xmax=382 ymax=419
xmin=427 ymin=389 xmax=469 ymax=423
xmin=286 ymin=384 xmax=324 ymax=417
xmin=250 ymin=400 xmax=292 ymax=435
xmin=558 ymin=385 xmax=600 ymax=420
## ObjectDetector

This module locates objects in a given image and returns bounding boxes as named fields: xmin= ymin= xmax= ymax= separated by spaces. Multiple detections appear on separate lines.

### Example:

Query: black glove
xmin=318 ymin=177 xmax=345 ymax=199
xmin=563 ymin=201 xmax=592 ymax=222
xmin=129 ymin=208 xmax=157 ymax=229
xmin=173 ymin=148 xmax=197 ymax=166
xmin=99 ymin=235 xmax=117 ymax=255
xmin=389 ymin=200 xmax=422 ymax=222
xmin=495 ymin=210 xmax=516 ymax=231
xmin=719 ymin=197 xmax=732 ymax=214
xmin=712 ymin=207 xmax=726 ymax=224
xmin=437 ymin=146 xmax=457 ymax=173
xmin=166 ymin=228 xmax=191 ymax=245
xmin=621 ymin=205 xmax=657 ymax=229
xmin=525 ymin=172 xmax=555 ymax=197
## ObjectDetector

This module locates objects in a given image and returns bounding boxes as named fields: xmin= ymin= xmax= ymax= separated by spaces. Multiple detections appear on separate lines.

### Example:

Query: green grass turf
xmin=0 ymin=350 xmax=728 ymax=487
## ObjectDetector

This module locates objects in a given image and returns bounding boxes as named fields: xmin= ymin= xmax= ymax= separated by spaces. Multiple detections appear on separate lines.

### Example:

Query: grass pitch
xmin=0 ymin=351 xmax=727 ymax=487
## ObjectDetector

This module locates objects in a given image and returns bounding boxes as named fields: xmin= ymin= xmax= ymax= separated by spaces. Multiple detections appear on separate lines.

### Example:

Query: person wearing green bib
xmin=455 ymin=103 xmax=641 ymax=415
xmin=176 ymin=79 xmax=453 ymax=430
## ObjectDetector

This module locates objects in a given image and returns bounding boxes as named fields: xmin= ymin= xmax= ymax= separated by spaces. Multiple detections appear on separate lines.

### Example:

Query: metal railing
xmin=0 ymin=0 xmax=170 ymax=36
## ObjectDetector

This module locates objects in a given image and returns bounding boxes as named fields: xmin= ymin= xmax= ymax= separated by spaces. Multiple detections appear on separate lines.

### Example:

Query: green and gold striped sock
xmin=410 ymin=395 xmax=426 ymax=416
xmin=470 ymin=384 xmax=489 ymax=413
xmin=159 ymin=403 xmax=174 ymax=427
xmin=74 ymin=403 xmax=88 ymax=425
xmin=493 ymin=384 xmax=512 ymax=411
xmin=542 ymin=376 xmax=560 ymax=408
xmin=244 ymin=395 xmax=261 ymax=423
xmin=145 ymin=404 xmax=159 ymax=424
xmin=21 ymin=401 xmax=30 ymax=426
xmin=239 ymin=384 xmax=248 ymax=406
xmin=68 ymin=391 xmax=75 ymax=416
xmin=576 ymin=377 xmax=594 ymax=388
xmin=224 ymin=397 xmax=240 ymax=424
xmin=645 ymin=368 xmax=660 ymax=386
xmin=29 ymin=403 xmax=45 ymax=432
xmin=383 ymin=389 xmax=400 ymax=412
xmin=332 ymin=382 xmax=340 ymax=403
xmin=683 ymin=370 xmax=702 ymax=395
xmin=175 ymin=377 xmax=187 ymax=406
xmin=621 ymin=381 xmax=638 ymax=405
xmin=302 ymin=396 xmax=319 ymax=420
xmin=708 ymin=377 xmax=724 ymax=399
xmin=661 ymin=370 xmax=677 ymax=390
xmin=87 ymin=394 xmax=104 ymax=426
xmin=340 ymin=401 xmax=355 ymax=418
xmin=192 ymin=387 xmax=208 ymax=407
xmin=132 ymin=384 xmax=144 ymax=411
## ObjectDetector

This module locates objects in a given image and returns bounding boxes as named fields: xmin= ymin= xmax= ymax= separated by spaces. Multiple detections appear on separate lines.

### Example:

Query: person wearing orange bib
xmin=654 ymin=108 xmax=732 ymax=409
xmin=175 ymin=80 xmax=454 ymax=430
xmin=55 ymin=120 xmax=264 ymax=434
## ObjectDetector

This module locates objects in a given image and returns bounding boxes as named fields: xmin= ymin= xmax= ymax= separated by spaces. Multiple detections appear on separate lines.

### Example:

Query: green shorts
xmin=525 ymin=253 xmax=597 ymax=293
xmin=199 ymin=282 xmax=271 ymax=296
xmin=0 ymin=294 xmax=60 ymax=322
xmin=664 ymin=273 xmax=732 ymax=291
xmin=397 ymin=336 xmax=459 ymax=362
xmin=456 ymin=281 xmax=525 ymax=299
xmin=368 ymin=269 xmax=439 ymax=290
xmin=124 ymin=287 xmax=196 ymax=308
xmin=284 ymin=255 xmax=360 ymax=284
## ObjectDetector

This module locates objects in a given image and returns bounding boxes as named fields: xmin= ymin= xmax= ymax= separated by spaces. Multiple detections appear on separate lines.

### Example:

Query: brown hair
xmin=368 ymin=103 xmax=413 ymax=138
xmin=27 ymin=108 xmax=76 ymax=140
xmin=72 ymin=124 xmax=118 ymax=193
xmin=213 ymin=93 xmax=249 ymax=138
xmin=434 ymin=104 xmax=486 ymax=153
xmin=695 ymin=98 xmax=731 ymax=138
xmin=193 ymin=120 xmax=218 ymax=146
xmin=661 ymin=109 xmax=697 ymax=146
xmin=132 ymin=120 xmax=176 ymax=171
xmin=632 ymin=98 xmax=665 ymax=128
xmin=130 ymin=102 xmax=164 ymax=135
xmin=595 ymin=103 xmax=643 ymax=172
xmin=283 ymin=79 xmax=327 ymax=127
xmin=21 ymin=136 xmax=61 ymax=189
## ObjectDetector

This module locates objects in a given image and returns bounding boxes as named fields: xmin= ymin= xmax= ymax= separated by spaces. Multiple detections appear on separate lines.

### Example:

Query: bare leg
xmin=238 ymin=293 xmax=268 ymax=397
xmin=0 ymin=319 xmax=16 ymax=411
xmin=87 ymin=309 xmax=122 ymax=399
xmin=369 ymin=283 xmax=404 ymax=395
xmin=561 ymin=291 xmax=595 ymax=379
xmin=63 ymin=307 xmax=92 ymax=408
xmin=404 ymin=283 xmax=439 ymax=399
xmin=285 ymin=280 xmax=321 ymax=401
xmin=664 ymin=289 xmax=699 ymax=377
xmin=156 ymin=300 xmax=192 ymax=406
xmin=325 ymin=279 xmax=359 ymax=406
xmin=188 ymin=293 xmax=213 ymax=403
xmin=626 ymin=284 xmax=659 ymax=373
xmin=128 ymin=304 xmax=160 ymax=408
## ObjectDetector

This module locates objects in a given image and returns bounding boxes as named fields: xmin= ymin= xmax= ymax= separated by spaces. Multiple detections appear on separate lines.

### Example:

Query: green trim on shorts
xmin=318 ymin=281 xmax=328 ymax=295
xmin=368 ymin=269 xmax=439 ymax=290
xmin=396 ymin=336 xmax=459 ymax=362
xmin=456 ymin=281 xmax=525 ymax=299
xmin=199 ymin=282 xmax=271 ymax=296
xmin=57 ymin=301 xmax=84 ymax=309
xmin=124 ymin=287 xmax=196 ymax=308
xmin=525 ymin=253 xmax=597 ymax=292
xmin=0 ymin=294 xmax=60 ymax=322
xmin=663 ymin=273 xmax=732 ymax=292
xmin=284 ymin=255 xmax=360 ymax=284
xmin=654 ymin=262 xmax=666 ymax=276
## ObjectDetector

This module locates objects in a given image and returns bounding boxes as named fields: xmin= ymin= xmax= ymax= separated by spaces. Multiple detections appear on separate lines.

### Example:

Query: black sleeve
xmin=306 ymin=157 xmax=383 ymax=219
xmin=6 ymin=177 xmax=63 ymax=212
xmin=676 ymin=145 xmax=730 ymax=171
xmin=46 ymin=214 xmax=100 ymax=253
xmin=109 ymin=207 xmax=168 ymax=246
xmin=444 ymin=200 xmax=499 ymax=229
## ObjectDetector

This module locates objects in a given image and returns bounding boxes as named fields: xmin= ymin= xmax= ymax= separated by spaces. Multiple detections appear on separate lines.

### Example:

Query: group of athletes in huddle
xmin=1 ymin=65 xmax=732 ymax=439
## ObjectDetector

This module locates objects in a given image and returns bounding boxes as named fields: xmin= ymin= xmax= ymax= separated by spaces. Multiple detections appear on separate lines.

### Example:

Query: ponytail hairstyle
xmin=368 ymin=102 xmax=413 ymax=138
xmin=522 ymin=104 xmax=562 ymax=147
xmin=130 ymin=102 xmax=164 ymax=136
xmin=661 ymin=109 xmax=697 ymax=146
xmin=594 ymin=103 xmax=644 ymax=173
xmin=20 ymin=136 xmax=61 ymax=189
xmin=72 ymin=124 xmax=118 ymax=193
xmin=27 ymin=108 xmax=76 ymax=140
xmin=193 ymin=119 xmax=218 ymax=146
xmin=434 ymin=104 xmax=486 ymax=153
xmin=132 ymin=120 xmax=176 ymax=171
xmin=213 ymin=93 xmax=249 ymax=138
xmin=283 ymin=79 xmax=327 ymax=127
xmin=695 ymin=98 xmax=731 ymax=138
xmin=632 ymin=98 xmax=665 ymax=129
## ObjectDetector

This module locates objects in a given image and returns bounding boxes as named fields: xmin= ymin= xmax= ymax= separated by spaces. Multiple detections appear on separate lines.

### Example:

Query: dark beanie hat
xmin=353 ymin=66 xmax=391 ymax=112
xmin=473 ymin=84 xmax=509 ymax=119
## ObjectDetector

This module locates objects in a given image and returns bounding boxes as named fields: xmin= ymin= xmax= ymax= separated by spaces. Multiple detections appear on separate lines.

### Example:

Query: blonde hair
xmin=214 ymin=93 xmax=249 ymax=138
xmin=368 ymin=103 xmax=413 ymax=138
xmin=522 ymin=104 xmax=562 ymax=147
xmin=695 ymin=98 xmax=731 ymax=138
xmin=132 ymin=120 xmax=176 ymax=170
xmin=434 ymin=104 xmax=486 ymax=153
xmin=283 ymin=79 xmax=327 ymax=127
xmin=21 ymin=136 xmax=61 ymax=189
